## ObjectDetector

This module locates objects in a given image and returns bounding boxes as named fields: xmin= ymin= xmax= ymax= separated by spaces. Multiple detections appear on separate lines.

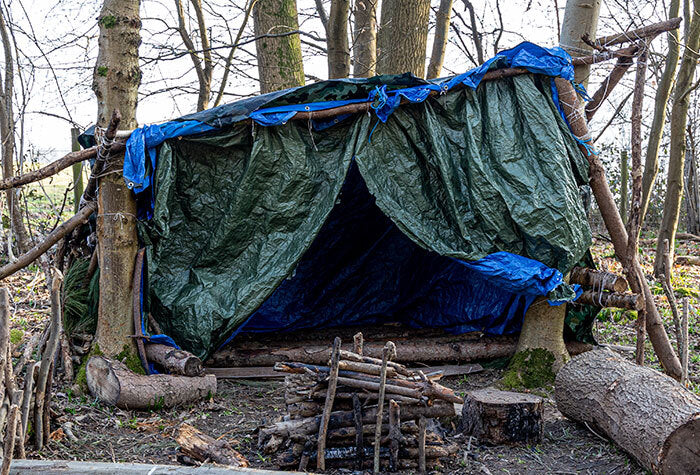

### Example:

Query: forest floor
xmin=3 ymin=234 xmax=698 ymax=474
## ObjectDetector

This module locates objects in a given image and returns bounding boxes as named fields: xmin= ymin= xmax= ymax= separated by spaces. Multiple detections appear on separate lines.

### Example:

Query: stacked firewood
xmin=570 ymin=267 xmax=641 ymax=310
xmin=0 ymin=269 xmax=65 ymax=474
xmin=258 ymin=334 xmax=463 ymax=473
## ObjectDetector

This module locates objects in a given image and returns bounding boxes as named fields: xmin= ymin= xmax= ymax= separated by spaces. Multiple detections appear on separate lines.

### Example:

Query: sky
xmin=9 ymin=0 xmax=669 ymax=162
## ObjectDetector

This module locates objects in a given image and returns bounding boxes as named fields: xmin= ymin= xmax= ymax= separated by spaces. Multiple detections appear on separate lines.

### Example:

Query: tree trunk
xmin=559 ymin=0 xmax=601 ymax=86
xmin=376 ymin=0 xmax=430 ymax=77
xmin=92 ymin=0 xmax=141 ymax=358
xmin=641 ymin=0 xmax=681 ymax=225
xmin=555 ymin=348 xmax=700 ymax=474
xmin=352 ymin=0 xmax=376 ymax=77
xmin=426 ymin=0 xmax=453 ymax=79
xmin=620 ymin=149 xmax=628 ymax=224
xmin=253 ymin=0 xmax=305 ymax=93
xmin=685 ymin=127 xmax=700 ymax=235
xmin=554 ymin=77 xmax=683 ymax=380
xmin=655 ymin=1 xmax=700 ymax=277
xmin=86 ymin=356 xmax=217 ymax=410
xmin=145 ymin=343 xmax=203 ymax=376
xmin=176 ymin=423 xmax=248 ymax=467
xmin=327 ymin=0 xmax=350 ymax=78
xmin=0 ymin=6 xmax=29 ymax=254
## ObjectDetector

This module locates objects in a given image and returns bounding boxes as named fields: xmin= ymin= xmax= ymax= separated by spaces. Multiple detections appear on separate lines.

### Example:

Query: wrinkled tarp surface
xmin=139 ymin=73 xmax=593 ymax=359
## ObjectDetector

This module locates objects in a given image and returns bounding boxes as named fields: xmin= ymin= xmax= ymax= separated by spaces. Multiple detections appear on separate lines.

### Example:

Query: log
xmin=388 ymin=400 xmax=400 ymax=472
xmin=594 ymin=17 xmax=682 ymax=48
xmin=9 ymin=460 xmax=293 ymax=474
xmin=555 ymin=348 xmax=700 ymax=474
xmin=86 ymin=356 xmax=217 ymax=410
xmin=210 ymin=335 xmax=592 ymax=367
xmin=585 ymin=52 xmax=636 ymax=120
xmin=176 ymin=423 xmax=248 ymax=467
xmin=145 ymin=344 xmax=203 ymax=376
xmin=462 ymin=388 xmax=543 ymax=445
xmin=0 ymin=143 xmax=122 ymax=192
xmin=675 ymin=255 xmax=700 ymax=266
xmin=576 ymin=290 xmax=643 ymax=310
xmin=0 ymin=202 xmax=97 ymax=281
xmin=554 ymin=77 xmax=682 ymax=380
xmin=570 ymin=267 xmax=629 ymax=293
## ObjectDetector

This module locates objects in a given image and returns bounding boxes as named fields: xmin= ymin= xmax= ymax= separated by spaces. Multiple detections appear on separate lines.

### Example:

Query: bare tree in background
xmin=427 ymin=0 xmax=453 ymax=79
xmin=655 ymin=0 xmax=700 ymax=276
xmin=254 ymin=0 xmax=305 ymax=93
xmin=327 ymin=0 xmax=350 ymax=78
xmin=174 ymin=0 xmax=213 ymax=111
xmin=352 ymin=0 xmax=376 ymax=77
xmin=377 ymin=0 xmax=431 ymax=77
xmin=0 ymin=5 xmax=29 ymax=255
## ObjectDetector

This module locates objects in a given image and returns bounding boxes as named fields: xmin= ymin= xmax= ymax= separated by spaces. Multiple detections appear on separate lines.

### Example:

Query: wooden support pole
xmin=570 ymin=267 xmax=629 ymax=292
xmin=388 ymin=400 xmax=400 ymax=472
xmin=71 ymin=128 xmax=84 ymax=214
xmin=576 ymin=290 xmax=643 ymax=310
xmin=317 ymin=337 xmax=340 ymax=470
xmin=553 ymin=77 xmax=682 ymax=380
xmin=353 ymin=394 xmax=364 ymax=470
xmin=418 ymin=416 xmax=427 ymax=474
xmin=0 ymin=202 xmax=96 ymax=281
xmin=594 ymin=17 xmax=682 ymax=48
xmin=373 ymin=342 xmax=394 ymax=475
xmin=585 ymin=51 xmax=636 ymax=120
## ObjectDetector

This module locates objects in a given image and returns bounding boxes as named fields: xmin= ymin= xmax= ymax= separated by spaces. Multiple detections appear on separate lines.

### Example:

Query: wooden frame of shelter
xmin=0 ymin=18 xmax=685 ymax=380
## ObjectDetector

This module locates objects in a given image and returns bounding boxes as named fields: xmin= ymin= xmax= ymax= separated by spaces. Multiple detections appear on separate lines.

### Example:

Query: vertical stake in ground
xmin=373 ymin=341 xmax=395 ymax=474
xmin=316 ymin=337 xmax=341 ymax=470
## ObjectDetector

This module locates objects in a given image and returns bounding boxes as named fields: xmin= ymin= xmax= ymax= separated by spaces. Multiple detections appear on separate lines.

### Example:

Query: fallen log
xmin=570 ymin=267 xmax=629 ymax=293
xmin=575 ymin=290 xmax=643 ymax=310
xmin=210 ymin=335 xmax=592 ymax=367
xmin=555 ymin=348 xmax=700 ymax=474
xmin=86 ymin=356 xmax=217 ymax=410
xmin=0 ymin=202 xmax=97 ymax=281
xmin=9 ymin=460 xmax=294 ymax=474
xmin=462 ymin=388 xmax=543 ymax=445
xmin=145 ymin=344 xmax=203 ymax=376
xmin=176 ymin=423 xmax=248 ymax=468
xmin=675 ymin=256 xmax=700 ymax=266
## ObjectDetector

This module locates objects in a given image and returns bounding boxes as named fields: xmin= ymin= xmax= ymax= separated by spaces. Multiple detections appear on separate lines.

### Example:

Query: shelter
xmin=84 ymin=43 xmax=598 ymax=360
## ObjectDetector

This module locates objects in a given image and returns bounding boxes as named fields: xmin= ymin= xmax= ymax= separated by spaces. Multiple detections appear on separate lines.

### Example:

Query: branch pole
xmin=594 ymin=17 xmax=682 ymax=48
xmin=554 ymin=77 xmax=682 ymax=380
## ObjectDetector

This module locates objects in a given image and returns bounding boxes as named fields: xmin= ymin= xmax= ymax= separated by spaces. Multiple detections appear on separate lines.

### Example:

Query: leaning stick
xmin=34 ymin=269 xmax=63 ymax=450
xmin=20 ymin=363 xmax=37 ymax=444
xmin=373 ymin=342 xmax=395 ymax=474
xmin=585 ymin=50 xmax=637 ymax=120
xmin=554 ymin=77 xmax=682 ymax=380
xmin=0 ymin=201 xmax=96 ymax=281
xmin=316 ymin=337 xmax=340 ymax=471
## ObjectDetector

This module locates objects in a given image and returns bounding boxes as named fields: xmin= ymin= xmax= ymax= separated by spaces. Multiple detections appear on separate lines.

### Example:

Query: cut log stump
xmin=555 ymin=348 xmax=700 ymax=474
xmin=461 ymin=388 xmax=543 ymax=445
xmin=176 ymin=423 xmax=248 ymax=467
xmin=86 ymin=356 xmax=216 ymax=410
xmin=145 ymin=344 xmax=204 ymax=376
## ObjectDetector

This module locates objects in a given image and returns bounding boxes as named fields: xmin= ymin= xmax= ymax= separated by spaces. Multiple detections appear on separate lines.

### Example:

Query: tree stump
xmin=176 ymin=423 xmax=248 ymax=467
xmin=462 ymin=388 xmax=543 ymax=445
xmin=86 ymin=356 xmax=216 ymax=410
xmin=555 ymin=348 xmax=700 ymax=474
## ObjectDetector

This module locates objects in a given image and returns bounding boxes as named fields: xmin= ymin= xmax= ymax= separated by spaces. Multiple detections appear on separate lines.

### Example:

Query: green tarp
xmin=140 ymin=75 xmax=592 ymax=358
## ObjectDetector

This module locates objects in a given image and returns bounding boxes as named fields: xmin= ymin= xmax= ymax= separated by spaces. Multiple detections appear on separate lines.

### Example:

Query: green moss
xmin=676 ymin=286 xmax=700 ymax=299
xmin=74 ymin=343 xmax=103 ymax=393
xmin=97 ymin=66 xmax=108 ymax=77
xmin=9 ymin=328 xmax=23 ymax=345
xmin=501 ymin=348 xmax=556 ymax=390
xmin=116 ymin=345 xmax=146 ymax=375
xmin=99 ymin=15 xmax=117 ymax=29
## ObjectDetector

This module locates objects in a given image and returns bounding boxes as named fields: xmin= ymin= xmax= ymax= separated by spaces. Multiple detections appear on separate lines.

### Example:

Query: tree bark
xmin=253 ymin=0 xmax=305 ymax=93
xmin=555 ymin=348 xmax=700 ymax=474
xmin=641 ymin=1 xmax=681 ymax=224
xmin=145 ymin=344 xmax=203 ymax=376
xmin=176 ymin=423 xmax=248 ymax=467
xmin=426 ymin=0 xmax=453 ymax=79
xmin=554 ymin=77 xmax=683 ymax=380
xmin=352 ymin=0 xmax=376 ymax=77
xmin=620 ymin=149 xmax=628 ymax=224
xmin=327 ymin=0 xmax=350 ymax=78
xmin=559 ymin=0 xmax=601 ymax=86
xmin=655 ymin=1 xmax=700 ymax=277
xmin=209 ymin=334 xmax=591 ymax=367
xmin=86 ymin=356 xmax=217 ymax=410
xmin=92 ymin=0 xmax=141 ymax=358
xmin=174 ymin=0 xmax=212 ymax=111
xmin=71 ymin=128 xmax=84 ymax=214
xmin=376 ymin=0 xmax=430 ymax=77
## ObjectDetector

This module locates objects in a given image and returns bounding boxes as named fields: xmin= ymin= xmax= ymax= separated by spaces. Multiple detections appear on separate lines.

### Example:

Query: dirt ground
xmin=5 ymin=238 xmax=698 ymax=474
